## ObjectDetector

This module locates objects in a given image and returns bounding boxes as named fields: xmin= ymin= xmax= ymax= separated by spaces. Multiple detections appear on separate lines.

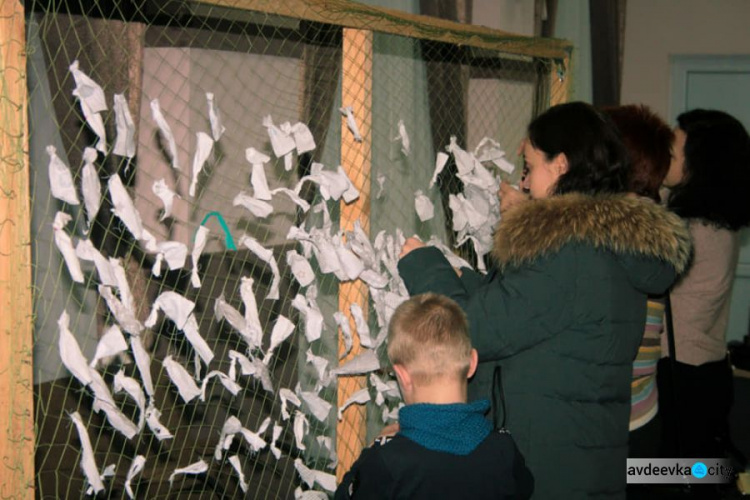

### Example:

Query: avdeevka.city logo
xmin=626 ymin=458 xmax=733 ymax=484
xmin=691 ymin=462 xmax=707 ymax=479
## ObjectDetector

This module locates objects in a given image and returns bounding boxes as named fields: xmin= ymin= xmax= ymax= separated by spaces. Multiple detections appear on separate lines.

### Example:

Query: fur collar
xmin=492 ymin=193 xmax=692 ymax=274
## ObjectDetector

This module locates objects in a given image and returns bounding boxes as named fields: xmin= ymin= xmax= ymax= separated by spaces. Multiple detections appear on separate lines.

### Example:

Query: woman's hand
xmin=399 ymin=237 xmax=425 ymax=259
xmin=377 ymin=422 xmax=400 ymax=440
xmin=498 ymin=182 xmax=530 ymax=214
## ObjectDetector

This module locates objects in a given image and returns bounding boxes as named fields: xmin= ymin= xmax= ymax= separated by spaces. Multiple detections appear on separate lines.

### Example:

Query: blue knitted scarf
xmin=398 ymin=399 xmax=492 ymax=456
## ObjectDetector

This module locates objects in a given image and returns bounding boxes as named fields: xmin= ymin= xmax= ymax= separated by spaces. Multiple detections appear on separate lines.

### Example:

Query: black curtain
xmin=419 ymin=0 xmax=471 ymax=250
xmin=590 ymin=0 xmax=626 ymax=106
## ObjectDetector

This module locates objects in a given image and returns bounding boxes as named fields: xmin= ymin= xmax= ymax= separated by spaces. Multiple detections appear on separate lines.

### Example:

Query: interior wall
xmin=621 ymin=0 xmax=750 ymax=117
xmin=136 ymin=47 xmax=301 ymax=253
xmin=472 ymin=0 xmax=535 ymax=35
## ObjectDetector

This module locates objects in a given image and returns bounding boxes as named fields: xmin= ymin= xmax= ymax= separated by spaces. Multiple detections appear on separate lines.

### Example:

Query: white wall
xmin=472 ymin=0 xmax=535 ymax=35
xmin=621 ymin=0 xmax=750 ymax=117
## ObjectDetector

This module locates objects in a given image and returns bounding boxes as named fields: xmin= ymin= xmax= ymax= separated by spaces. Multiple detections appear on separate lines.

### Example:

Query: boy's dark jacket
xmin=398 ymin=194 xmax=692 ymax=499
xmin=334 ymin=430 xmax=533 ymax=499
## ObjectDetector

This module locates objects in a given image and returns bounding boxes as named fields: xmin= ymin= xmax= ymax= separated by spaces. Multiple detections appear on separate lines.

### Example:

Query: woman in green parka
xmin=397 ymin=102 xmax=692 ymax=499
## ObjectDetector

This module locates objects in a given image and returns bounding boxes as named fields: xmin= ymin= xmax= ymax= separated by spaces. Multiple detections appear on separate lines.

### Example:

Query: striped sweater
xmin=630 ymin=299 xmax=664 ymax=431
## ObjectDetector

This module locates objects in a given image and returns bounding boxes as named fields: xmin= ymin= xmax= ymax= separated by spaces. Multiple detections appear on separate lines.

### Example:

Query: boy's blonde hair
xmin=387 ymin=293 xmax=472 ymax=384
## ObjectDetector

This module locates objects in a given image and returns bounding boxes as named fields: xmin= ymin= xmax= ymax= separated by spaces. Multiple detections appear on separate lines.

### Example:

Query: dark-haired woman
xmin=658 ymin=109 xmax=750 ymax=460
xmin=398 ymin=102 xmax=692 ymax=499
xmin=601 ymin=105 xmax=674 ymax=458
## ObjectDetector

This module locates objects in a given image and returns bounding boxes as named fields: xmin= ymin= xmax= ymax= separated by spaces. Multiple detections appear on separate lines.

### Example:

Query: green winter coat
xmin=398 ymin=193 xmax=692 ymax=500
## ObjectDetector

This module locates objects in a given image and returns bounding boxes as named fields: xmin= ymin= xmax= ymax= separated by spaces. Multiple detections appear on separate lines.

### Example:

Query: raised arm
xmin=398 ymin=247 xmax=575 ymax=361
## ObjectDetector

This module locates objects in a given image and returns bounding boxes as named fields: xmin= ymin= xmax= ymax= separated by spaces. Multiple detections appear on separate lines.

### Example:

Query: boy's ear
xmin=392 ymin=364 xmax=412 ymax=391
xmin=467 ymin=349 xmax=479 ymax=379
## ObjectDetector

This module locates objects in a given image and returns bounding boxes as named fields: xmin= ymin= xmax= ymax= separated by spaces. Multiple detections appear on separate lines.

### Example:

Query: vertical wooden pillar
xmin=0 ymin=1 xmax=34 ymax=498
xmin=337 ymin=28 xmax=372 ymax=482
xmin=550 ymin=55 xmax=572 ymax=106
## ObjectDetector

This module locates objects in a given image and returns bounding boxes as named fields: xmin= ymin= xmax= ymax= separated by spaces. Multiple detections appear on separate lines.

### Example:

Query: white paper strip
xmin=189 ymin=131 xmax=214 ymax=197
xmin=239 ymin=235 xmax=281 ymax=300
xmin=228 ymin=455 xmax=249 ymax=493
xmin=53 ymin=212 xmax=84 ymax=283
xmin=295 ymin=486 xmax=329 ymax=499
xmin=113 ymin=94 xmax=136 ymax=158
xmin=228 ymin=350 xmax=274 ymax=393
xmin=286 ymin=250 xmax=315 ymax=287
xmin=293 ymin=410 xmax=308 ymax=451
xmin=264 ymin=315 xmax=295 ymax=364
xmin=291 ymin=122 xmax=316 ymax=153
xmin=376 ymin=174 xmax=386 ymax=199
xmin=75 ymin=239 xmax=115 ymax=286
xmin=294 ymin=458 xmax=337 ymax=493
xmin=131 ymin=336 xmax=154 ymax=398
xmin=316 ymin=436 xmax=338 ymax=469
xmin=151 ymin=241 xmax=188 ymax=277
xmin=333 ymin=312 xmax=353 ymax=359
xmin=215 ymin=295 xmax=251 ymax=345
xmin=240 ymin=277 xmax=264 ymax=348
xmin=300 ymin=391 xmax=332 ymax=423
xmin=271 ymin=187 xmax=311 ymax=212
xmin=394 ymin=119 xmax=410 ymax=156
xmin=152 ymin=179 xmax=178 ymax=222
xmin=206 ymin=92 xmax=226 ymax=141
xmin=145 ymin=404 xmax=173 ymax=440
xmin=69 ymin=60 xmax=107 ymax=153
xmin=114 ymin=370 xmax=147 ymax=430
xmin=98 ymin=284 xmax=141 ymax=338
xmin=269 ymin=423 xmax=283 ymax=460
xmin=145 ymin=297 xmax=213 ymax=365
xmin=280 ymin=387 xmax=302 ymax=421
xmin=337 ymin=387 xmax=370 ymax=420
xmin=169 ymin=460 xmax=208 ymax=486
xmin=90 ymin=325 xmax=128 ymax=368
xmin=89 ymin=369 xmax=139 ymax=439
xmin=370 ymin=372 xmax=401 ymax=406
xmin=120 ymin=455 xmax=146 ymax=499
xmin=191 ymin=225 xmax=209 ymax=288
xmin=263 ymin=115 xmax=296 ymax=157
xmin=246 ymin=147 xmax=272 ymax=200
xmin=181 ymin=314 xmax=215 ymax=365
xmin=233 ymin=191 xmax=273 ymax=218
xmin=349 ymin=303 xmax=373 ymax=348
xmin=414 ymin=190 xmax=435 ymax=221
xmin=429 ymin=151 xmax=450 ymax=188
xmin=58 ymin=310 xmax=92 ymax=385
xmin=70 ymin=411 xmax=105 ymax=495
xmin=47 ymin=145 xmax=80 ymax=205
xmin=81 ymin=147 xmax=101 ymax=228
xmin=145 ymin=291 xmax=195 ymax=330
xmin=150 ymin=99 xmax=180 ymax=171
xmin=163 ymin=355 xmax=201 ymax=403
xmin=125 ymin=455 xmax=146 ymax=499
xmin=200 ymin=370 xmax=242 ymax=401
xmin=339 ymin=106 xmax=362 ymax=142
xmin=290 ymin=291 xmax=324 ymax=343
xmin=330 ymin=349 xmax=380 ymax=377
xmin=108 ymin=174 xmax=144 ymax=239
xmin=305 ymin=349 xmax=330 ymax=386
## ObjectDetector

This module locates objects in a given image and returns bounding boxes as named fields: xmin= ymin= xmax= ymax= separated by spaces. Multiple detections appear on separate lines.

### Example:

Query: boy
xmin=335 ymin=293 xmax=533 ymax=499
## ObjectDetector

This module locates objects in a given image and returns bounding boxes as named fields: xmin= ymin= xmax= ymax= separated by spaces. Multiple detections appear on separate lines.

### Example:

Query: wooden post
xmin=550 ymin=55 xmax=572 ymax=106
xmin=337 ymin=28 xmax=372 ymax=482
xmin=0 ymin=1 xmax=34 ymax=498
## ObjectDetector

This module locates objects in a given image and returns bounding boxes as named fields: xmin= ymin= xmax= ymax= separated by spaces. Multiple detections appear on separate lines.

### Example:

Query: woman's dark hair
xmin=527 ymin=101 xmax=629 ymax=196
xmin=667 ymin=109 xmax=750 ymax=230
xmin=603 ymin=105 xmax=674 ymax=201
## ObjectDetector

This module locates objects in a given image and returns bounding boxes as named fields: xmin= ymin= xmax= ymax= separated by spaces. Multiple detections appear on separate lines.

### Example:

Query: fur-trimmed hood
xmin=492 ymin=193 xmax=692 ymax=274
